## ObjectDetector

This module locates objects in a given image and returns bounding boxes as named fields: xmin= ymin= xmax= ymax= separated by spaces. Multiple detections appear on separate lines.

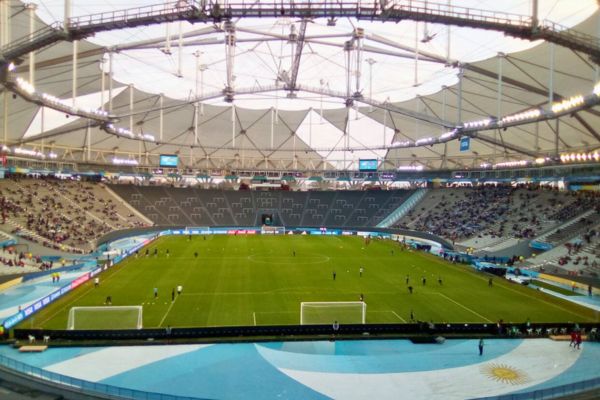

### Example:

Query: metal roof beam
xmin=573 ymin=113 xmax=600 ymax=143
xmin=3 ymin=1 xmax=600 ymax=65
xmin=467 ymin=131 xmax=539 ymax=157
xmin=287 ymin=19 xmax=309 ymax=92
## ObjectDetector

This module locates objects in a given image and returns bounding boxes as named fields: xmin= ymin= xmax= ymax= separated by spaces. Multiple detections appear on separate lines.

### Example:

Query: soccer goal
xmin=300 ymin=301 xmax=366 ymax=325
xmin=67 ymin=306 xmax=143 ymax=330
xmin=261 ymin=225 xmax=285 ymax=234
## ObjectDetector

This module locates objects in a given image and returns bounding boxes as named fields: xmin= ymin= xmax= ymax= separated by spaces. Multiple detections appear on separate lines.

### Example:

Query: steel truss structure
xmin=1 ymin=0 xmax=600 ymax=171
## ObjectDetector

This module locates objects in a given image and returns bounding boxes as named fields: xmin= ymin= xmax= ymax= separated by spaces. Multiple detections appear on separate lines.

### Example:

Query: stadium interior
xmin=0 ymin=0 xmax=600 ymax=399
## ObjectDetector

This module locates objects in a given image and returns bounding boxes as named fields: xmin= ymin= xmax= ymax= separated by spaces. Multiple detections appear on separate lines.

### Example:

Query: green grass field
xmin=22 ymin=235 xmax=599 ymax=330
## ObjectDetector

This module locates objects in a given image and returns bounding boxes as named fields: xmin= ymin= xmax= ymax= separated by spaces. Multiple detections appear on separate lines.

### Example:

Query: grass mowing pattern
xmin=23 ymin=235 xmax=599 ymax=330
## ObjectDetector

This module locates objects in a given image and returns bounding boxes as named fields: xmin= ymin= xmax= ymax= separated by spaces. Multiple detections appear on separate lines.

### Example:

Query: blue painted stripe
xmin=100 ymin=343 xmax=330 ymax=400
xmin=256 ymin=339 xmax=523 ymax=373
xmin=0 ymin=345 xmax=104 ymax=369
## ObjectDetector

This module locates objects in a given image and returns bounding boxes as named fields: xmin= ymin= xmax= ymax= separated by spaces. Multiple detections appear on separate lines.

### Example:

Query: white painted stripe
xmin=159 ymin=296 xmax=178 ymax=327
xmin=278 ymin=339 xmax=582 ymax=400
xmin=45 ymin=345 xmax=210 ymax=382
xmin=435 ymin=293 xmax=493 ymax=322
xmin=391 ymin=311 xmax=406 ymax=322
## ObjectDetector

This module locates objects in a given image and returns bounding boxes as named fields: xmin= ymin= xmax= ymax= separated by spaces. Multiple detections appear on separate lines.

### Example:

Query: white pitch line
xmin=392 ymin=311 xmax=407 ymax=323
xmin=253 ymin=311 xmax=256 ymax=326
xmin=435 ymin=293 xmax=492 ymax=322
xmin=158 ymin=297 xmax=178 ymax=327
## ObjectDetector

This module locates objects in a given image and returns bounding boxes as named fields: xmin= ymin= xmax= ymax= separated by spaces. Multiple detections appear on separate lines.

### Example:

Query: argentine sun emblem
xmin=480 ymin=363 xmax=530 ymax=385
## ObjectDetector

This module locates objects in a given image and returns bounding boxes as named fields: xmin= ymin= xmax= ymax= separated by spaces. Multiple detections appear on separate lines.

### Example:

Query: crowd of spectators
xmin=0 ymin=245 xmax=49 ymax=270
xmin=550 ymin=190 xmax=600 ymax=221
xmin=398 ymin=185 xmax=600 ymax=243
xmin=399 ymin=186 xmax=513 ymax=241
xmin=0 ymin=175 xmax=147 ymax=253
xmin=0 ymin=195 xmax=24 ymax=224
xmin=556 ymin=226 xmax=600 ymax=274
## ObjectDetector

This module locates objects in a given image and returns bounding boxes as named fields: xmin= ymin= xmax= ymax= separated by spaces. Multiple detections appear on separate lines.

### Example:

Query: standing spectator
xmin=570 ymin=330 xmax=577 ymax=347
xmin=478 ymin=338 xmax=484 ymax=356
xmin=575 ymin=331 xmax=582 ymax=350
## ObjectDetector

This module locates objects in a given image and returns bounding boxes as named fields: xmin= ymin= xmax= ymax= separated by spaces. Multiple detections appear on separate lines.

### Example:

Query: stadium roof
xmin=1 ymin=0 xmax=600 ymax=171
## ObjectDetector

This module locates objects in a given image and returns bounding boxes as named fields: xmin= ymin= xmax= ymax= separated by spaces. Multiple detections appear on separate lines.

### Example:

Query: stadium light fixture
xmin=391 ymin=140 xmax=411 ymax=147
xmin=13 ymin=147 xmax=45 ymax=158
xmin=15 ymin=77 xmax=35 ymax=95
xmin=500 ymin=109 xmax=541 ymax=125
xmin=112 ymin=157 xmax=139 ymax=166
xmin=463 ymin=118 xmax=491 ymax=129
xmin=415 ymin=137 xmax=434 ymax=145
xmin=438 ymin=129 xmax=458 ymax=140
xmin=559 ymin=151 xmax=600 ymax=163
xmin=140 ymin=133 xmax=156 ymax=142
xmin=493 ymin=160 xmax=528 ymax=168
xmin=594 ymin=82 xmax=600 ymax=97
xmin=551 ymin=95 xmax=584 ymax=114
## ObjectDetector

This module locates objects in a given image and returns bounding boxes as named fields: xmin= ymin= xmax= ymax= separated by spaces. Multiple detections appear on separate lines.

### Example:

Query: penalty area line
xmin=392 ymin=311 xmax=407 ymax=323
xmin=253 ymin=312 xmax=256 ymax=326
xmin=370 ymin=310 xmax=407 ymax=322
xmin=158 ymin=297 xmax=178 ymax=327
xmin=435 ymin=293 xmax=492 ymax=323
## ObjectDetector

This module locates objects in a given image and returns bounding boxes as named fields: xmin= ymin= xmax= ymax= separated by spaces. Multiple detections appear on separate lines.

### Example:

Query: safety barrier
xmin=0 ymin=353 xmax=201 ymax=400
xmin=471 ymin=376 xmax=600 ymax=400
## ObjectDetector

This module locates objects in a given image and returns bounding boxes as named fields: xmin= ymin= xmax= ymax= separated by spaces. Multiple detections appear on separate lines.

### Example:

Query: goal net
xmin=261 ymin=225 xmax=285 ymax=234
xmin=67 ymin=306 xmax=143 ymax=330
xmin=300 ymin=302 xmax=366 ymax=325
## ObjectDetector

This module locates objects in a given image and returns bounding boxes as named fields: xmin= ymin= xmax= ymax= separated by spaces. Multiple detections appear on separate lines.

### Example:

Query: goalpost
xmin=261 ymin=225 xmax=285 ymax=234
xmin=300 ymin=301 xmax=366 ymax=325
xmin=67 ymin=306 xmax=143 ymax=330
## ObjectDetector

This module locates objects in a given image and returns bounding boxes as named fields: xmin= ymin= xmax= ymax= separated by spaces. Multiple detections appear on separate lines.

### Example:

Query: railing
xmin=383 ymin=0 xmax=531 ymax=27
xmin=0 ymin=353 xmax=203 ymax=400
xmin=377 ymin=188 xmax=428 ymax=228
xmin=540 ymin=19 xmax=600 ymax=47
xmin=470 ymin=376 xmax=600 ymax=400
xmin=65 ymin=1 xmax=533 ymax=29
xmin=0 ymin=22 xmax=64 ymax=60
xmin=1 ymin=0 xmax=598 ymax=67
xmin=67 ymin=1 xmax=199 ymax=31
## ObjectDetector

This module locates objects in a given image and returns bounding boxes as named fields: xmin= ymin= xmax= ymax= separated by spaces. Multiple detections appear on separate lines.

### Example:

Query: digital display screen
xmin=159 ymin=154 xmax=179 ymax=168
xmin=359 ymin=159 xmax=378 ymax=171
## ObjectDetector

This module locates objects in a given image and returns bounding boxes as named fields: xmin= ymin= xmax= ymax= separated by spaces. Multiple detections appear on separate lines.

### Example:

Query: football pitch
xmin=23 ymin=235 xmax=599 ymax=330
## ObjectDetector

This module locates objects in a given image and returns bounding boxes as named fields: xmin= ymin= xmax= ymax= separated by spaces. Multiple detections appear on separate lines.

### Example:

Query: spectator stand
xmin=0 ymin=176 xmax=148 ymax=254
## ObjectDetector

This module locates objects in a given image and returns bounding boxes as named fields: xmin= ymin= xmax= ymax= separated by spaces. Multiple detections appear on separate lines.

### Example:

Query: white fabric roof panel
xmin=1 ymin=1 xmax=600 ymax=170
